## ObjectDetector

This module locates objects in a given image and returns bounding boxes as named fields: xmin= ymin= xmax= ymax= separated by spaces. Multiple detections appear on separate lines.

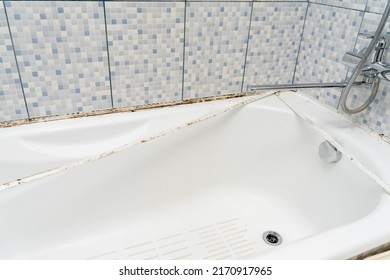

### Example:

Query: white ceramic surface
xmin=0 ymin=93 xmax=389 ymax=260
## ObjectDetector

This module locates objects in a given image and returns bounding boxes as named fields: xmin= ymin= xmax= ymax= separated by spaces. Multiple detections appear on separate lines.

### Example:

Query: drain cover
xmin=263 ymin=231 xmax=282 ymax=246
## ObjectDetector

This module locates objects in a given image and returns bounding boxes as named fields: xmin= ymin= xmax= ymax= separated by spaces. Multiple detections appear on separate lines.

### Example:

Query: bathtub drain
xmin=262 ymin=231 xmax=282 ymax=246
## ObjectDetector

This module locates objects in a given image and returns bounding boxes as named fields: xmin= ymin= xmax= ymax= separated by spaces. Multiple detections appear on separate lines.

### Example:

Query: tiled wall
xmin=296 ymin=0 xmax=390 ymax=139
xmin=0 ymin=0 xmax=389 ymax=140
xmin=0 ymin=0 xmax=308 ymax=122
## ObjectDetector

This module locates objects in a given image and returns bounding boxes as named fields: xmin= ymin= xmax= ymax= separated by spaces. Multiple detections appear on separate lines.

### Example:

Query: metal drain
xmin=262 ymin=231 xmax=282 ymax=246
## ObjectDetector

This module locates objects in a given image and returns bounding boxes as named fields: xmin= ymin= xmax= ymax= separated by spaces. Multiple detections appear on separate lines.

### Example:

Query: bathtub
xmin=0 ymin=92 xmax=389 ymax=260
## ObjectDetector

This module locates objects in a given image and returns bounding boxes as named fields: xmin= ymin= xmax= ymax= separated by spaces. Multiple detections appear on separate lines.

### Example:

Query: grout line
xmin=336 ymin=3 xmax=366 ymax=110
xmin=102 ymin=1 xmax=114 ymax=109
xmin=240 ymin=0 xmax=254 ymax=93
xmin=2 ymin=1 xmax=31 ymax=119
xmin=181 ymin=1 xmax=187 ymax=101
xmin=309 ymin=2 xmax=367 ymax=13
xmin=347 ymin=7 xmax=365 ymax=74
xmin=291 ymin=2 xmax=309 ymax=84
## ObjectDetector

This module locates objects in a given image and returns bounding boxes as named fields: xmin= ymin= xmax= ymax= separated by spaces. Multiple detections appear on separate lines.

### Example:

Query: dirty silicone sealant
xmin=2 ymin=90 xmax=390 ymax=197
xmin=0 ymin=91 xmax=275 ymax=191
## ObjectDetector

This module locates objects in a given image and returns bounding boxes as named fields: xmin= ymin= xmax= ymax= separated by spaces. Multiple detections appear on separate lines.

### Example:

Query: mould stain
xmin=0 ymin=91 xmax=276 ymax=191
xmin=276 ymin=93 xmax=390 ymax=195
xmin=0 ymin=92 xmax=255 ymax=129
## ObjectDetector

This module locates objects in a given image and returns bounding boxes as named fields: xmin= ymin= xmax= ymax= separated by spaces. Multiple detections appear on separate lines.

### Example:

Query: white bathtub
xmin=0 ymin=92 xmax=389 ymax=260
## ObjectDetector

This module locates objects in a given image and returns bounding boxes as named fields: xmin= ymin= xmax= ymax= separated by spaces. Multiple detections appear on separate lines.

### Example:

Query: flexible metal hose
xmin=339 ymin=1 xmax=390 ymax=114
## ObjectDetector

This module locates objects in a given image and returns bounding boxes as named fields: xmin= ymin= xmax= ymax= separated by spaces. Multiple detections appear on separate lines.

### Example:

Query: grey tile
xmin=0 ymin=3 xmax=28 ymax=122
xmin=106 ymin=1 xmax=184 ymax=108
xmin=295 ymin=4 xmax=363 ymax=84
xmin=7 ymin=1 xmax=111 ymax=118
xmin=366 ymin=0 xmax=388 ymax=14
xmin=183 ymin=1 xmax=251 ymax=99
xmin=244 ymin=1 xmax=307 ymax=89
xmin=309 ymin=0 xmax=367 ymax=11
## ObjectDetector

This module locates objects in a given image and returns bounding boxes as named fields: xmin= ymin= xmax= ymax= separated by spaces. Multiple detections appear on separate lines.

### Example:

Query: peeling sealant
xmin=0 ymin=91 xmax=276 ymax=191
xmin=276 ymin=94 xmax=390 ymax=195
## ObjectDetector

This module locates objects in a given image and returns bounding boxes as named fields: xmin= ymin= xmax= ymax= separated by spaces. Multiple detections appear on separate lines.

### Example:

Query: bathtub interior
xmin=0 ymin=98 xmax=245 ymax=185
xmin=0 ymin=95 xmax=385 ymax=260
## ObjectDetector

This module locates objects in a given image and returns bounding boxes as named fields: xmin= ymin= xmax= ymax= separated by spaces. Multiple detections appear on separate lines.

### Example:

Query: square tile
xmin=106 ymin=1 xmax=185 ymax=107
xmin=244 ymin=2 xmax=307 ymax=90
xmin=336 ymin=11 xmax=390 ymax=139
xmin=0 ymin=3 xmax=28 ymax=122
xmin=366 ymin=0 xmax=388 ymax=14
xmin=7 ymin=1 xmax=111 ymax=118
xmin=354 ymin=12 xmax=389 ymax=54
xmin=294 ymin=4 xmax=363 ymax=84
xmin=309 ymin=0 xmax=367 ymax=11
xmin=350 ymin=82 xmax=390 ymax=138
xmin=183 ymin=2 xmax=251 ymax=99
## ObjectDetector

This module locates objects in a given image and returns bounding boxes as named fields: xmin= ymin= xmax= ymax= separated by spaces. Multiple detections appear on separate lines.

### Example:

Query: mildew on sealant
xmin=352 ymin=120 xmax=390 ymax=145
xmin=0 ymin=91 xmax=276 ymax=191
xmin=277 ymin=94 xmax=390 ymax=194
xmin=0 ymin=92 xmax=255 ymax=128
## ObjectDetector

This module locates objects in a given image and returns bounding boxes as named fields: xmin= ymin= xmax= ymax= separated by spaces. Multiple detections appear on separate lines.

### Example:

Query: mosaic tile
xmin=243 ymin=2 xmax=307 ymax=90
xmin=349 ymin=82 xmax=390 ymax=138
xmin=106 ymin=2 xmax=184 ymax=108
xmin=309 ymin=0 xmax=367 ymax=11
xmin=366 ymin=0 xmax=388 ymax=14
xmin=353 ymin=12 xmax=390 ymax=57
xmin=6 ymin=1 xmax=111 ymax=118
xmin=299 ymin=6 xmax=390 ymax=139
xmin=183 ymin=2 xmax=251 ymax=99
xmin=0 ymin=3 xmax=28 ymax=122
xmin=294 ymin=4 xmax=363 ymax=84
xmin=346 ymin=11 xmax=390 ymax=138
